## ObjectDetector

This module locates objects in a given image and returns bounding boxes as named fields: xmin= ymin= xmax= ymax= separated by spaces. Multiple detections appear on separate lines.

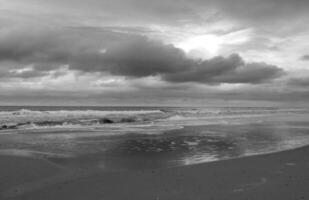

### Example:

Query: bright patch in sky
xmin=176 ymin=34 xmax=223 ymax=59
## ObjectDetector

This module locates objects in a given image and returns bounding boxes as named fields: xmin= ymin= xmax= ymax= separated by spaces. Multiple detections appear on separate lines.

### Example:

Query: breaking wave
xmin=1 ymin=107 xmax=309 ymax=131
xmin=0 ymin=109 xmax=168 ymax=130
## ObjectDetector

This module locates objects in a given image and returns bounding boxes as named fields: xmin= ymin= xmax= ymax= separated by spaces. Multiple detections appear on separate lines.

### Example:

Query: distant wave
xmin=0 ymin=109 xmax=164 ymax=116
xmin=1 ymin=107 xmax=309 ymax=131
xmin=0 ymin=109 xmax=168 ymax=130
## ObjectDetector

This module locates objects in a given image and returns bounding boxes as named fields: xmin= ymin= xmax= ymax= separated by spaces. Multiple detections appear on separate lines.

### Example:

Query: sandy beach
xmin=1 ymin=144 xmax=308 ymax=200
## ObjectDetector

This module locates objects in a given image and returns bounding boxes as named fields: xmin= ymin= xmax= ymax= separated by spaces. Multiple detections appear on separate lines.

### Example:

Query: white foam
xmin=0 ymin=109 xmax=165 ymax=130
xmin=1 ymin=107 xmax=309 ymax=131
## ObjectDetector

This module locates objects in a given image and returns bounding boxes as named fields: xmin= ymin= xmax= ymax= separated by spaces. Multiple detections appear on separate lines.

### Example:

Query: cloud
xmin=163 ymin=55 xmax=284 ymax=84
xmin=72 ymin=37 xmax=190 ymax=77
xmin=71 ymin=37 xmax=284 ymax=84
xmin=0 ymin=26 xmax=284 ymax=84
xmin=0 ymin=26 xmax=136 ymax=78
xmin=2 ymin=79 xmax=309 ymax=106
xmin=300 ymin=55 xmax=309 ymax=61
xmin=0 ymin=0 xmax=308 ymax=107
xmin=208 ymin=0 xmax=309 ymax=25
xmin=0 ymin=0 xmax=203 ymax=27
xmin=288 ymin=77 xmax=309 ymax=87
xmin=4 ymin=0 xmax=309 ymax=29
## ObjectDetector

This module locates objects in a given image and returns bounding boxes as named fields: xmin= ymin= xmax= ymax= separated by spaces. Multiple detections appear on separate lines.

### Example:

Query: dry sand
xmin=1 ymin=146 xmax=309 ymax=200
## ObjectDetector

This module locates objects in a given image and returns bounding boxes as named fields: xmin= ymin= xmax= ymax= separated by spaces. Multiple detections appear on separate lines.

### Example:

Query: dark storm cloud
xmin=0 ymin=26 xmax=140 ymax=78
xmin=163 ymin=55 xmax=284 ymax=84
xmin=0 ymin=26 xmax=126 ymax=64
xmin=300 ymin=55 xmax=309 ymax=61
xmin=0 ymin=27 xmax=284 ymax=84
xmin=71 ymin=37 xmax=190 ymax=77
xmin=69 ymin=38 xmax=284 ymax=84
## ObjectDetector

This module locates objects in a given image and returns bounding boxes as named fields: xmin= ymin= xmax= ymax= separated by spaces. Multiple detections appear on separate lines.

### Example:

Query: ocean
xmin=1 ymin=106 xmax=309 ymax=170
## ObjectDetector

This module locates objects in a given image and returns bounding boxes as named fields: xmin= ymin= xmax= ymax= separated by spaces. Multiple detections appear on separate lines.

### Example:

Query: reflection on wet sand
xmin=1 ymin=121 xmax=309 ymax=171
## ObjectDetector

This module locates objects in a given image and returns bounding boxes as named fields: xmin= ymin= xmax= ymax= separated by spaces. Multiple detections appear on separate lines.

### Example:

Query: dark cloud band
xmin=0 ymin=27 xmax=284 ymax=84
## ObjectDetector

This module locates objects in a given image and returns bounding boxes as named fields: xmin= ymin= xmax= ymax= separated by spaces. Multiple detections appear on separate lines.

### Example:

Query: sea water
xmin=0 ymin=106 xmax=309 ymax=170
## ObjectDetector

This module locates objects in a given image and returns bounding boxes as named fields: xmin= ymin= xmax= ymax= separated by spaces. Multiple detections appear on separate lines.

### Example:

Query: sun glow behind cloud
xmin=174 ymin=29 xmax=252 ymax=60
xmin=176 ymin=34 xmax=223 ymax=59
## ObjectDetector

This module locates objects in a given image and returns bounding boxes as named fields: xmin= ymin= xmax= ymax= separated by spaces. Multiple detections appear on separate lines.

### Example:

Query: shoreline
xmin=1 ymin=144 xmax=309 ymax=200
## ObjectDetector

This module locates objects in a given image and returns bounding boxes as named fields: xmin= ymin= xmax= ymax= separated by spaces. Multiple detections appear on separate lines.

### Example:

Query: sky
xmin=0 ymin=0 xmax=309 ymax=106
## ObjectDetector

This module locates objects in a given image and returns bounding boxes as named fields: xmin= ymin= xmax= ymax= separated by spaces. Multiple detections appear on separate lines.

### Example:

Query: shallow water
xmin=1 ymin=106 xmax=309 ymax=171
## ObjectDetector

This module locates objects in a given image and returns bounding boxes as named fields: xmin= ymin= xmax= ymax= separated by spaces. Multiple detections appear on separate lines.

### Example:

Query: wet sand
xmin=1 ymin=145 xmax=309 ymax=200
